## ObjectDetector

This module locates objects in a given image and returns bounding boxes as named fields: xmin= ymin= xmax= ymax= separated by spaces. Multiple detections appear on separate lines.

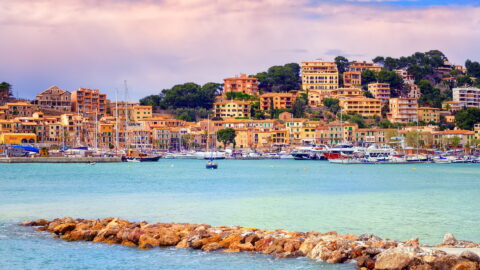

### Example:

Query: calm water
xmin=1 ymin=160 xmax=479 ymax=269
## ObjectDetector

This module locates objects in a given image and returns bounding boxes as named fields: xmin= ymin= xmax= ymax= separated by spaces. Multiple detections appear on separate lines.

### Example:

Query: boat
xmin=323 ymin=143 xmax=360 ymax=160
xmin=432 ymin=156 xmax=453 ymax=164
xmin=122 ymin=150 xmax=161 ymax=162
xmin=126 ymin=158 xmax=141 ymax=162
xmin=291 ymin=145 xmax=328 ymax=160
xmin=205 ymin=159 xmax=218 ymax=169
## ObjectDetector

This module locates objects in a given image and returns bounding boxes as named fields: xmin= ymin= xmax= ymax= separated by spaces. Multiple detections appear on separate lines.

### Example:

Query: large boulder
xmin=452 ymin=260 xmax=478 ymax=270
xmin=53 ymin=223 xmax=77 ymax=235
xmin=442 ymin=233 xmax=457 ymax=246
xmin=138 ymin=234 xmax=160 ymax=249
xmin=459 ymin=250 xmax=480 ymax=263
xmin=375 ymin=252 xmax=414 ymax=270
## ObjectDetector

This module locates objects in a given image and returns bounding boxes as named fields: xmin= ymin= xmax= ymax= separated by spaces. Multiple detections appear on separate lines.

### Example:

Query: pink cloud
xmin=0 ymin=0 xmax=479 ymax=99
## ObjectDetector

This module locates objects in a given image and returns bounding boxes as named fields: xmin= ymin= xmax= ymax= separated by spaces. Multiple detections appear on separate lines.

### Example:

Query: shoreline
xmin=0 ymin=157 xmax=122 ymax=163
xmin=21 ymin=217 xmax=480 ymax=269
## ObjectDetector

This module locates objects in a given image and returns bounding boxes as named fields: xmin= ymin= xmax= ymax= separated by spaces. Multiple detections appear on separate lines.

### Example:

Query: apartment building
xmin=453 ymin=87 xmax=480 ymax=108
xmin=339 ymin=97 xmax=382 ymax=118
xmin=71 ymin=88 xmax=107 ymax=116
xmin=388 ymin=98 xmax=418 ymax=123
xmin=260 ymin=92 xmax=297 ymax=111
xmin=301 ymin=61 xmax=339 ymax=91
xmin=0 ymin=102 xmax=36 ymax=119
xmin=417 ymin=107 xmax=440 ymax=123
xmin=223 ymin=74 xmax=259 ymax=96
xmin=214 ymin=100 xmax=251 ymax=119
xmin=343 ymin=72 xmax=361 ymax=88
xmin=34 ymin=86 xmax=71 ymax=112
xmin=133 ymin=105 xmax=152 ymax=121
xmin=347 ymin=61 xmax=382 ymax=73
xmin=368 ymin=83 xmax=391 ymax=103
xmin=330 ymin=88 xmax=364 ymax=99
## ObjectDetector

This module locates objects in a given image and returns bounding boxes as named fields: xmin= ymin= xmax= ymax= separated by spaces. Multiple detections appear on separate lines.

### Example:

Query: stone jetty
xmin=21 ymin=217 xmax=480 ymax=269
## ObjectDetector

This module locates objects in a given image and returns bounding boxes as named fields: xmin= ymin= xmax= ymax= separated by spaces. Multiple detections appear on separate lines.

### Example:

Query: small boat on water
xmin=122 ymin=150 xmax=161 ymax=162
xmin=205 ymin=159 xmax=218 ymax=169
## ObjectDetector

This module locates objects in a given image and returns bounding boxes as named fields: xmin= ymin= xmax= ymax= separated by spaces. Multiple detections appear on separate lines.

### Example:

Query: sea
xmin=1 ymin=160 xmax=479 ymax=269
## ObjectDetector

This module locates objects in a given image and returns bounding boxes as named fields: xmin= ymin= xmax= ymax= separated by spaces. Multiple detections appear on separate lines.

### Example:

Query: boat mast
xmin=124 ymin=80 xmax=129 ymax=152
xmin=115 ymin=88 xmax=119 ymax=154
xmin=340 ymin=107 xmax=344 ymax=143
xmin=94 ymin=110 xmax=98 ymax=152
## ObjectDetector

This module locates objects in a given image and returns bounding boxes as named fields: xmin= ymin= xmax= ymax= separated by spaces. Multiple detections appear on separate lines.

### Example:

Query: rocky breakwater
xmin=21 ymin=217 xmax=480 ymax=269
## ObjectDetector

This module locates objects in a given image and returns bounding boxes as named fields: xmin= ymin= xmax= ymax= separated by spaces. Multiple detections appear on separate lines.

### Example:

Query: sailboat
xmin=205 ymin=115 xmax=218 ymax=169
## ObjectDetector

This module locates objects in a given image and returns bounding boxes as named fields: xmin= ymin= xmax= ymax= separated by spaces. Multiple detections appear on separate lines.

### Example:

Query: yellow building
xmin=347 ymin=61 xmax=382 ymax=72
xmin=0 ymin=133 xmax=37 ymax=144
xmin=417 ymin=107 xmax=440 ymax=123
xmin=307 ymin=90 xmax=327 ymax=107
xmin=388 ymin=98 xmax=418 ymax=123
xmin=339 ymin=97 xmax=382 ymax=117
xmin=0 ymin=119 xmax=14 ymax=133
xmin=301 ymin=61 xmax=339 ymax=91
xmin=330 ymin=88 xmax=364 ymax=99
xmin=260 ymin=93 xmax=297 ymax=111
xmin=368 ymin=83 xmax=390 ymax=103
xmin=343 ymin=72 xmax=361 ymax=88
xmin=214 ymin=100 xmax=251 ymax=119
xmin=133 ymin=105 xmax=152 ymax=121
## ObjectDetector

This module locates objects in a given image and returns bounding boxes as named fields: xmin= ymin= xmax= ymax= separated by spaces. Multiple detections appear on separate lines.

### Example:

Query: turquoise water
xmin=1 ymin=160 xmax=479 ymax=269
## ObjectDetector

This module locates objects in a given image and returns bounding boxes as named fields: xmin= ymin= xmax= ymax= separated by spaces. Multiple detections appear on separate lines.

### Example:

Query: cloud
xmin=0 ymin=0 xmax=479 ymax=100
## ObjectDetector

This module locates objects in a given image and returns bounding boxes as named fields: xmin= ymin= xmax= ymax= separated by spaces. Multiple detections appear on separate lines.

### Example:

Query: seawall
xmin=0 ymin=157 xmax=122 ymax=163
xmin=21 ymin=217 xmax=480 ymax=269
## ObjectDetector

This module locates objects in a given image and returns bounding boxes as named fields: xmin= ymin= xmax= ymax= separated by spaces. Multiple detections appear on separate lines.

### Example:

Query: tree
xmin=292 ymin=97 xmax=307 ymax=118
xmin=334 ymin=56 xmax=349 ymax=74
xmin=216 ymin=128 xmax=236 ymax=148
xmin=455 ymin=108 xmax=480 ymax=130
xmin=372 ymin=56 xmax=385 ymax=65
xmin=405 ymin=130 xmax=420 ymax=148
xmin=465 ymin=60 xmax=480 ymax=78
xmin=361 ymin=70 xmax=377 ymax=87
xmin=451 ymin=136 xmax=461 ymax=148
xmin=323 ymin=98 xmax=340 ymax=114
xmin=159 ymin=82 xmax=219 ymax=110
xmin=226 ymin=92 xmax=256 ymax=101
xmin=417 ymin=80 xmax=449 ymax=108
xmin=376 ymin=70 xmax=403 ymax=90
xmin=364 ymin=91 xmax=374 ymax=98
xmin=385 ymin=130 xmax=399 ymax=143
xmin=139 ymin=95 xmax=161 ymax=110
xmin=456 ymin=76 xmax=473 ymax=87
xmin=378 ymin=120 xmax=394 ymax=128
xmin=0 ymin=82 xmax=12 ymax=98
xmin=254 ymin=63 xmax=301 ymax=92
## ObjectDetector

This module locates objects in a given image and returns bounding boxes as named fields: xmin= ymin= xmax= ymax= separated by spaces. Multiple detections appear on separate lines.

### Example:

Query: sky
xmin=1 ymin=0 xmax=479 ymax=101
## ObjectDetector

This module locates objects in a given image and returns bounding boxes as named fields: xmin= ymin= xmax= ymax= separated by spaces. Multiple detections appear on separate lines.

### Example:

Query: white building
xmin=453 ymin=87 xmax=480 ymax=108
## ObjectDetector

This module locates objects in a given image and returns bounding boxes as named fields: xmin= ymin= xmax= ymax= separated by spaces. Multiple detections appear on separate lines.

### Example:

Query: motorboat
xmin=291 ymin=145 xmax=328 ymax=160
xmin=323 ymin=143 xmax=361 ymax=160
xmin=205 ymin=159 xmax=218 ymax=169
xmin=195 ymin=151 xmax=226 ymax=160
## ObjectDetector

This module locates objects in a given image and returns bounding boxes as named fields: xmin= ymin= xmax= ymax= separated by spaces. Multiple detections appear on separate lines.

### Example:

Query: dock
xmin=0 ymin=157 xmax=122 ymax=163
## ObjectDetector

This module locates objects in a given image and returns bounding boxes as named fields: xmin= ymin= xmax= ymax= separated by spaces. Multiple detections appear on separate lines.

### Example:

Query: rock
xmin=355 ymin=255 xmax=375 ymax=268
xmin=298 ymin=237 xmax=319 ymax=256
xmin=411 ymin=264 xmax=432 ymax=270
xmin=53 ymin=223 xmax=76 ymax=235
xmin=243 ymin=233 xmax=259 ymax=245
xmin=308 ymin=243 xmax=332 ymax=261
xmin=452 ymin=260 xmax=478 ymax=270
xmin=375 ymin=253 xmax=414 ymax=270
xmin=432 ymin=254 xmax=460 ymax=270
xmin=358 ymin=233 xmax=382 ymax=242
xmin=157 ymin=229 xmax=180 ymax=246
xmin=459 ymin=250 xmax=480 ymax=263
xmin=422 ymin=255 xmax=437 ymax=263
xmin=443 ymin=233 xmax=457 ymax=246
xmin=175 ymin=239 xmax=189 ymax=249
xmin=254 ymin=238 xmax=273 ymax=252
xmin=262 ymin=239 xmax=285 ymax=255
xmin=138 ymin=234 xmax=160 ymax=249
xmin=201 ymin=242 xmax=222 ymax=252
xmin=326 ymin=250 xmax=346 ymax=264
xmin=283 ymin=239 xmax=302 ymax=253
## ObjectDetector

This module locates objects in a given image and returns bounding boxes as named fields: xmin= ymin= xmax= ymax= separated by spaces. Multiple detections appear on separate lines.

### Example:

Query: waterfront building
xmin=355 ymin=128 xmax=397 ymax=144
xmin=301 ymin=61 xmax=339 ymax=91
xmin=417 ymin=107 xmax=440 ymax=123
xmin=0 ymin=133 xmax=36 ymax=144
xmin=223 ymin=74 xmax=259 ymax=96
xmin=316 ymin=121 xmax=358 ymax=145
xmin=368 ymin=83 xmax=391 ymax=103
xmin=260 ymin=92 xmax=297 ymax=111
xmin=213 ymin=100 xmax=251 ymax=119
xmin=71 ymin=88 xmax=107 ymax=116
xmin=343 ymin=72 xmax=361 ymax=88
xmin=432 ymin=130 xmax=475 ymax=147
xmin=388 ymin=98 xmax=418 ymax=123
xmin=0 ymin=120 xmax=13 ymax=133
xmin=34 ymin=86 xmax=71 ymax=112
xmin=474 ymin=124 xmax=480 ymax=140
xmin=453 ymin=87 xmax=480 ymax=108
xmin=347 ymin=61 xmax=382 ymax=73
xmin=339 ymin=97 xmax=382 ymax=118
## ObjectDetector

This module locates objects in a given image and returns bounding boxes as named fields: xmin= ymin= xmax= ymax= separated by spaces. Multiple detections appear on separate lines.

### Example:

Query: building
xmin=339 ymin=97 xmax=382 ymax=118
xmin=347 ymin=61 xmax=382 ymax=73
xmin=417 ymin=107 xmax=440 ymax=123
xmin=355 ymin=128 xmax=397 ymax=144
xmin=0 ymin=133 xmax=36 ymax=144
xmin=453 ymin=87 xmax=480 ymax=108
xmin=71 ymin=88 xmax=107 ymax=116
xmin=442 ymin=101 xmax=463 ymax=113
xmin=223 ymin=74 xmax=259 ymax=96
xmin=316 ymin=121 xmax=358 ymax=145
xmin=432 ymin=130 xmax=475 ymax=147
xmin=108 ymin=101 xmax=139 ymax=119
xmin=307 ymin=90 xmax=327 ymax=107
xmin=343 ymin=72 xmax=361 ymax=88
xmin=407 ymin=84 xmax=421 ymax=99
xmin=260 ymin=92 xmax=297 ymax=111
xmin=388 ymin=98 xmax=418 ymax=123
xmin=301 ymin=61 xmax=339 ymax=91
xmin=214 ymin=100 xmax=251 ymax=119
xmin=0 ymin=102 xmax=36 ymax=119
xmin=34 ymin=86 xmax=71 ymax=112
xmin=132 ymin=105 xmax=153 ymax=122
xmin=330 ymin=88 xmax=364 ymax=99
xmin=474 ymin=124 xmax=480 ymax=140
xmin=368 ymin=83 xmax=390 ymax=103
